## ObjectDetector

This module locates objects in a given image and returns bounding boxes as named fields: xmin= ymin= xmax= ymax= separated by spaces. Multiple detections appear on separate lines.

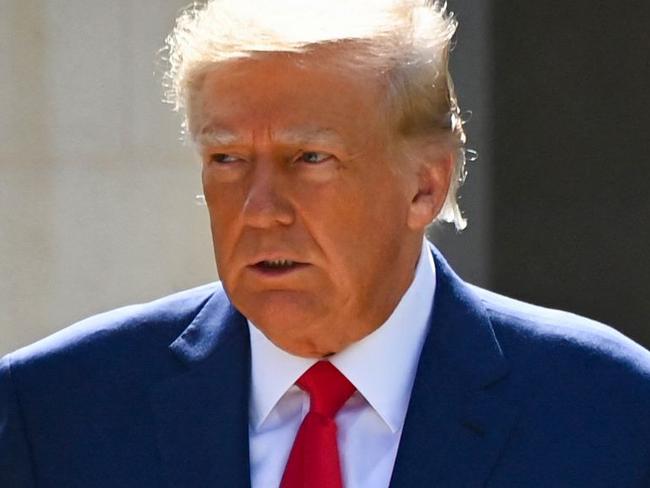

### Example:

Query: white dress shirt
xmin=248 ymin=239 xmax=436 ymax=488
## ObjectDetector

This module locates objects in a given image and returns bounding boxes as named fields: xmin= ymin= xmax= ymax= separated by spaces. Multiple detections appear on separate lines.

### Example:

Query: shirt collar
xmin=248 ymin=239 xmax=436 ymax=433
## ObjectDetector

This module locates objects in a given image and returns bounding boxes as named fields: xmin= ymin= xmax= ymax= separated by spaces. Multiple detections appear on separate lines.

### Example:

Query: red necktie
xmin=280 ymin=361 xmax=356 ymax=488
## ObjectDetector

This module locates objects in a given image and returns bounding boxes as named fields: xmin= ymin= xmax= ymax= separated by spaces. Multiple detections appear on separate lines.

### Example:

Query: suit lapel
xmin=390 ymin=247 xmax=520 ymax=487
xmin=150 ymin=287 xmax=252 ymax=488
xmin=148 ymin=246 xmax=520 ymax=487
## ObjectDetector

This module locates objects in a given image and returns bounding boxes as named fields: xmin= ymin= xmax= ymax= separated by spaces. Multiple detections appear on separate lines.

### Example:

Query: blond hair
xmin=163 ymin=0 xmax=468 ymax=229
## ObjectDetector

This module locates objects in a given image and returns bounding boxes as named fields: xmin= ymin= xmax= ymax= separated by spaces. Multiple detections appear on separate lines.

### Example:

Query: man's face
xmin=192 ymin=52 xmax=448 ymax=357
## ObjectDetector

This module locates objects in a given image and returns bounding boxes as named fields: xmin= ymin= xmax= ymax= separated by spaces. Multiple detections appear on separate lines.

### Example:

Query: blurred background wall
xmin=488 ymin=1 xmax=650 ymax=348
xmin=1 ymin=1 xmax=648 ymax=356
xmin=1 ymin=1 xmax=215 ymax=355
xmin=437 ymin=0 xmax=649 ymax=349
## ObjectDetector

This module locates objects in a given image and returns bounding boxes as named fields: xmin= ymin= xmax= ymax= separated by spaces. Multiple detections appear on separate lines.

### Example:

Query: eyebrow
xmin=194 ymin=125 xmax=348 ymax=151
xmin=279 ymin=127 xmax=345 ymax=147
xmin=194 ymin=128 xmax=240 ymax=147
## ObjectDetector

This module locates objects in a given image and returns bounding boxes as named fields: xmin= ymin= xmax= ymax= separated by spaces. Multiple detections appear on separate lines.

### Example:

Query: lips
xmin=260 ymin=259 xmax=296 ymax=268
xmin=248 ymin=258 xmax=309 ymax=275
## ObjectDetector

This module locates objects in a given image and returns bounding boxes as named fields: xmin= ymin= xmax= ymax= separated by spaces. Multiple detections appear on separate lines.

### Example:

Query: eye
xmin=209 ymin=153 xmax=240 ymax=164
xmin=298 ymin=151 xmax=332 ymax=164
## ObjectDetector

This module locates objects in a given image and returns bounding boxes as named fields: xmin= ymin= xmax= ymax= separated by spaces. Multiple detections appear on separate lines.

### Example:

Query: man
xmin=2 ymin=1 xmax=650 ymax=486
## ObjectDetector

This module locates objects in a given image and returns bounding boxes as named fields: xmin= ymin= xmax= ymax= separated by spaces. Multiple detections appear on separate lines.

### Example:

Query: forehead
xmin=188 ymin=51 xmax=389 ymax=143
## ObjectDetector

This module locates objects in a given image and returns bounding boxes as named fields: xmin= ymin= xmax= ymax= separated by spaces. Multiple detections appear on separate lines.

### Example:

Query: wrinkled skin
xmin=191 ymin=51 xmax=452 ymax=357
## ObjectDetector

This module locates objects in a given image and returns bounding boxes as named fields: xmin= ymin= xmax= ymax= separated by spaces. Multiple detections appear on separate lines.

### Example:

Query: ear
xmin=407 ymin=150 xmax=454 ymax=231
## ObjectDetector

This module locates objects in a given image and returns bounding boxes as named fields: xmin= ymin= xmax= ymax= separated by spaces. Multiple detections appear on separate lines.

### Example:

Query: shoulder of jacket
xmin=3 ymin=282 xmax=226 ymax=370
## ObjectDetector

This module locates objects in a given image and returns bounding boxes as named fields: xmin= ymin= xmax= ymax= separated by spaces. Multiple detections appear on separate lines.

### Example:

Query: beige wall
xmin=1 ymin=1 xmax=216 ymax=355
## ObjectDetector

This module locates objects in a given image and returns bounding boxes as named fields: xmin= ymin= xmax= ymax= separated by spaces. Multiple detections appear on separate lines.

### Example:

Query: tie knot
xmin=296 ymin=361 xmax=355 ymax=419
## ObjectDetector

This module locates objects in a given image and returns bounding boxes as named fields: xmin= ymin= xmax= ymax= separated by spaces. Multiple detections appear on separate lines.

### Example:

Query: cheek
xmin=296 ymin=181 xmax=360 ymax=238
xmin=204 ymin=186 xmax=246 ymax=264
xmin=328 ymin=178 xmax=411 ymax=265
xmin=300 ymin=189 xmax=384 ymax=274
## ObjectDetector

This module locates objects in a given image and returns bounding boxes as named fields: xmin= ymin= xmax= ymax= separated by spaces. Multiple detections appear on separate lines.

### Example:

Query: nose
xmin=242 ymin=164 xmax=295 ymax=228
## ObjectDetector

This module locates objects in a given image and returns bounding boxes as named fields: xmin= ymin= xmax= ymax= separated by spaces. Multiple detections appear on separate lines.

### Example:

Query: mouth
xmin=249 ymin=259 xmax=309 ymax=276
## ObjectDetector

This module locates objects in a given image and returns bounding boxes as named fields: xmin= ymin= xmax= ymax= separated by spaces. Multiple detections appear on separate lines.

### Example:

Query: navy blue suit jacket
xmin=2 ymin=246 xmax=650 ymax=487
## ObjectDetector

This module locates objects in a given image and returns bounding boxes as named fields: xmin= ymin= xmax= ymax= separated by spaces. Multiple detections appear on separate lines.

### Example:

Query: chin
xmin=266 ymin=330 xmax=344 ymax=358
xmin=241 ymin=299 xmax=344 ymax=355
xmin=236 ymin=289 xmax=319 ymax=326
xmin=235 ymin=286 xmax=320 ymax=315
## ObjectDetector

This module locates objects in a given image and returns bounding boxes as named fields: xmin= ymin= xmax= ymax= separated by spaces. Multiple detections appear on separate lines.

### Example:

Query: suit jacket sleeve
xmin=0 ymin=355 xmax=36 ymax=488
xmin=642 ymin=463 xmax=650 ymax=488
